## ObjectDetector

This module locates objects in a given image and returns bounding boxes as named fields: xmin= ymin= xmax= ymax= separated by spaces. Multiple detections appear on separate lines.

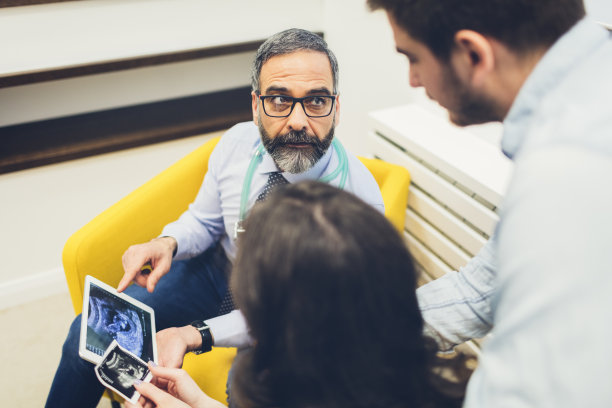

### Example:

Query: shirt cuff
xmin=205 ymin=310 xmax=253 ymax=348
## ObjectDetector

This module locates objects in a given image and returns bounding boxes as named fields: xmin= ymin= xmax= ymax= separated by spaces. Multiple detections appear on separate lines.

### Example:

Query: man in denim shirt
xmin=369 ymin=0 xmax=612 ymax=406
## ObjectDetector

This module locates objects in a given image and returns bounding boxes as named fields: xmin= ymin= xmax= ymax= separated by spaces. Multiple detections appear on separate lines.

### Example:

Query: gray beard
xmin=259 ymin=122 xmax=334 ymax=174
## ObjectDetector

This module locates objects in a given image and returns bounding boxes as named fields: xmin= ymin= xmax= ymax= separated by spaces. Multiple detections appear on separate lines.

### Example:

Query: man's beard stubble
xmin=442 ymin=65 xmax=502 ymax=127
xmin=259 ymin=121 xmax=335 ymax=174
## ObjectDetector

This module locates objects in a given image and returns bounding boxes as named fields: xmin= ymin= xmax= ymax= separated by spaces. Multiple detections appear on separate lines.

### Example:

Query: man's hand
xmin=156 ymin=326 xmax=203 ymax=369
xmin=126 ymin=363 xmax=225 ymax=408
xmin=118 ymin=237 xmax=177 ymax=293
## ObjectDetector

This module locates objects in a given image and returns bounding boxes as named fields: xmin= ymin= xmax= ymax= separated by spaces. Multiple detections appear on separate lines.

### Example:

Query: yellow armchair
xmin=62 ymin=135 xmax=409 ymax=405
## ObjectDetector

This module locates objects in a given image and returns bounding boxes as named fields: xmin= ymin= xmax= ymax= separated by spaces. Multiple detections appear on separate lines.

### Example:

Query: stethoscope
xmin=233 ymin=138 xmax=349 ymax=238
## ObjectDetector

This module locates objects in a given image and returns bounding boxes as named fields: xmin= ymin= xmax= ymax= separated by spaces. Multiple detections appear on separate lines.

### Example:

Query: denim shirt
xmin=417 ymin=18 xmax=612 ymax=406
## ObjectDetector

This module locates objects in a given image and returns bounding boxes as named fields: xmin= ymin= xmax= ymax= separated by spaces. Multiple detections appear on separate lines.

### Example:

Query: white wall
xmin=321 ymin=2 xmax=414 ymax=156
xmin=0 ymin=0 xmax=325 ymax=127
xmin=0 ymin=53 xmax=255 ymax=127
xmin=0 ymin=132 xmax=219 ymax=310
xmin=586 ymin=0 xmax=612 ymax=25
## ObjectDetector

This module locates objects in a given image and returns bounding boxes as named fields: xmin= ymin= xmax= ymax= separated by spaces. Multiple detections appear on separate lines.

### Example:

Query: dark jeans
xmin=45 ymin=246 xmax=230 ymax=408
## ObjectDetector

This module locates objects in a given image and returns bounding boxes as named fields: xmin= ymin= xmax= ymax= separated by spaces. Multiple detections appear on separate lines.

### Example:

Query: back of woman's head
xmin=231 ymin=181 xmax=465 ymax=408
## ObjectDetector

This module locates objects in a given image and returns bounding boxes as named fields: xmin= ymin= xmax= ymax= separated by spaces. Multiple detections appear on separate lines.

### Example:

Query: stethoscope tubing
xmin=238 ymin=138 xmax=348 ymax=223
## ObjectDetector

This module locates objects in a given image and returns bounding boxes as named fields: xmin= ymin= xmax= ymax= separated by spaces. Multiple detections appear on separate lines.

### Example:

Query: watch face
xmin=191 ymin=321 xmax=207 ymax=330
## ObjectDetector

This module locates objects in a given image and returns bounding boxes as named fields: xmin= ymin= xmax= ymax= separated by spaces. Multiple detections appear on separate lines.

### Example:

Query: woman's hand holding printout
xmin=126 ymin=363 xmax=224 ymax=408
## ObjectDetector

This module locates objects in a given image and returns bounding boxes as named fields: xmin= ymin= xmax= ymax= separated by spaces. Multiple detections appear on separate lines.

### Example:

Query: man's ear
xmin=333 ymin=94 xmax=340 ymax=127
xmin=453 ymin=30 xmax=495 ymax=87
xmin=251 ymin=91 xmax=259 ymax=126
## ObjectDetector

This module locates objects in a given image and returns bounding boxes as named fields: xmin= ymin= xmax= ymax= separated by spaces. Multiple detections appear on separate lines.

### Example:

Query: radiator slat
xmin=405 ymin=208 xmax=471 ymax=271
xmin=369 ymin=105 xmax=512 ymax=205
xmin=404 ymin=232 xmax=452 ymax=280
xmin=408 ymin=187 xmax=487 ymax=257
xmin=370 ymin=133 xmax=499 ymax=235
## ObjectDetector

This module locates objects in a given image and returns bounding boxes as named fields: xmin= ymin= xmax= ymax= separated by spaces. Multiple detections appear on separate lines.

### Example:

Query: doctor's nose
xmin=287 ymin=102 xmax=309 ymax=131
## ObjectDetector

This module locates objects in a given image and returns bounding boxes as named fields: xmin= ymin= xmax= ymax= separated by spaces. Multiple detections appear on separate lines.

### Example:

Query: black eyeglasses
xmin=259 ymin=95 xmax=337 ymax=118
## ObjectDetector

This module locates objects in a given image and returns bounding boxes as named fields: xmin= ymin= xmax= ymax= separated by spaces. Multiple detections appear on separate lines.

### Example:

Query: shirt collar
xmin=501 ymin=17 xmax=608 ymax=159
xmin=258 ymin=139 xmax=334 ymax=183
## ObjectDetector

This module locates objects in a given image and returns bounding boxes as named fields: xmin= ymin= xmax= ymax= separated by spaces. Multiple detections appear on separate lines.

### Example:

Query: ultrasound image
xmin=87 ymin=287 xmax=144 ymax=357
xmin=95 ymin=342 xmax=150 ymax=401
xmin=103 ymin=348 xmax=146 ymax=392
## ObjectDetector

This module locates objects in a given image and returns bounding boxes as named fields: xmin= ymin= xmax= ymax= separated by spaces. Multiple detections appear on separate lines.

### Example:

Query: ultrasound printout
xmin=95 ymin=340 xmax=151 ymax=403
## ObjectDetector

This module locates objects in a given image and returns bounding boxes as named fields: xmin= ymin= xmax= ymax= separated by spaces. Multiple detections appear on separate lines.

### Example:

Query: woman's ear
xmin=453 ymin=30 xmax=495 ymax=87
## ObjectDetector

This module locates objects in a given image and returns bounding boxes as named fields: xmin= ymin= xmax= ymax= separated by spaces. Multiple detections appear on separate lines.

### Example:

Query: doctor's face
xmin=387 ymin=12 xmax=499 ymax=126
xmin=252 ymin=50 xmax=340 ymax=174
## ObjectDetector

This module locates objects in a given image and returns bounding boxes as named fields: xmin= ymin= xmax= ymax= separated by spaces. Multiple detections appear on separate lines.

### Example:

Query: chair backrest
xmin=358 ymin=156 xmax=410 ymax=233
xmin=63 ymin=137 xmax=221 ymax=313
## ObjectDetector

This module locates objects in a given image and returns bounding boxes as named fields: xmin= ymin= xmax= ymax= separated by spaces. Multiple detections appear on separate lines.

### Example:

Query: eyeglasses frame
xmin=258 ymin=94 xmax=337 ymax=118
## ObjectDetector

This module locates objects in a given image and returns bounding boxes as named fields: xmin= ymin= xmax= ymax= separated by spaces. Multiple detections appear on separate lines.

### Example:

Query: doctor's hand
xmin=125 ymin=363 xmax=225 ymax=408
xmin=118 ymin=237 xmax=177 ymax=293
xmin=156 ymin=326 xmax=203 ymax=369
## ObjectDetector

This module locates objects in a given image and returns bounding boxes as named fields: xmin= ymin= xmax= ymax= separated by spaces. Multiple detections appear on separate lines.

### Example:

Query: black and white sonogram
xmin=86 ymin=283 xmax=154 ymax=362
xmin=95 ymin=341 xmax=152 ymax=403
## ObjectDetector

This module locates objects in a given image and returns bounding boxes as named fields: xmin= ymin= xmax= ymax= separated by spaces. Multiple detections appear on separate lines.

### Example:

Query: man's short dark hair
xmin=368 ymin=0 xmax=586 ymax=60
xmin=251 ymin=28 xmax=339 ymax=94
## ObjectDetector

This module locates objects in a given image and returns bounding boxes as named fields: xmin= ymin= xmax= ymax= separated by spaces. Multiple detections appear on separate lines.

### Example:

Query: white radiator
xmin=368 ymin=104 xmax=512 ymax=280
xmin=367 ymin=104 xmax=513 ymax=354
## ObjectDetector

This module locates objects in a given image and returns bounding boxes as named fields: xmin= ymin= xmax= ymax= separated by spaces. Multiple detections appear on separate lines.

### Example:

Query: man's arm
xmin=118 ymin=136 xmax=230 ymax=292
xmin=417 ymin=236 xmax=498 ymax=351
xmin=156 ymin=310 xmax=252 ymax=368
xmin=160 ymin=146 xmax=226 ymax=261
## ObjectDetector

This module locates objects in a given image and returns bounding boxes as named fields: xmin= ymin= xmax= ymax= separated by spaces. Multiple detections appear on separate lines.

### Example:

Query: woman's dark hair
xmin=230 ymin=181 xmax=470 ymax=408
xmin=368 ymin=0 xmax=585 ymax=60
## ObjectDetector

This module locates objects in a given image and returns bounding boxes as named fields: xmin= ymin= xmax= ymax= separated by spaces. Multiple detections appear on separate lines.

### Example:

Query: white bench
xmin=368 ymin=104 xmax=512 ymax=279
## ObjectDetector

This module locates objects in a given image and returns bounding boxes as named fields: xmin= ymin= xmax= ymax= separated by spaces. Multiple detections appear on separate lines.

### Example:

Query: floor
xmin=0 ymin=292 xmax=112 ymax=407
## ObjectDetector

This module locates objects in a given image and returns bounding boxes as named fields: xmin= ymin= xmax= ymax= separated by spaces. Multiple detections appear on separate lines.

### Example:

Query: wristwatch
xmin=190 ymin=320 xmax=213 ymax=354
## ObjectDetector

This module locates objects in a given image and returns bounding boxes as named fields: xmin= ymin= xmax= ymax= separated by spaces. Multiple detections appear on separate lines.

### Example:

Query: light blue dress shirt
xmin=418 ymin=18 xmax=612 ymax=406
xmin=162 ymin=121 xmax=384 ymax=261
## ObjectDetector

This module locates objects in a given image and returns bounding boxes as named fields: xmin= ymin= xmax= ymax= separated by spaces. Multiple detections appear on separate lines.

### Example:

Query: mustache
xmin=272 ymin=130 xmax=316 ymax=147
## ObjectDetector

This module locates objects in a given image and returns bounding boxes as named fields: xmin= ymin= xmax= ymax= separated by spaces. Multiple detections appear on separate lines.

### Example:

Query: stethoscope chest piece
xmin=233 ymin=220 xmax=245 ymax=240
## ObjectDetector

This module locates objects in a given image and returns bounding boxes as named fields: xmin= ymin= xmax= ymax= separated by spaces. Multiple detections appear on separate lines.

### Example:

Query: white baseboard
xmin=0 ymin=268 xmax=69 ymax=310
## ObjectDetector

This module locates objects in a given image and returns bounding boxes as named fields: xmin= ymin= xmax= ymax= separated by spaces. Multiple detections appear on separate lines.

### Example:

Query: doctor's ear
xmin=332 ymin=94 xmax=341 ymax=127
xmin=453 ymin=30 xmax=495 ymax=86
xmin=251 ymin=91 xmax=260 ymax=126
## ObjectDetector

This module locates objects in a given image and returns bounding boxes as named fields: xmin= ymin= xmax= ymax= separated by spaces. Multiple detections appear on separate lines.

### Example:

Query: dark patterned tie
xmin=256 ymin=172 xmax=289 ymax=202
xmin=217 ymin=172 xmax=290 ymax=315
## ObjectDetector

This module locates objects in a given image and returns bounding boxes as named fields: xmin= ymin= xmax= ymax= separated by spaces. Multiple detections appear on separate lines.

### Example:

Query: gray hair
xmin=251 ymin=28 xmax=339 ymax=94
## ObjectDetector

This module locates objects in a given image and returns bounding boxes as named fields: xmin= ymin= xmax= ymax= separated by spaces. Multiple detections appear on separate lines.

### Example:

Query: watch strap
xmin=190 ymin=320 xmax=213 ymax=354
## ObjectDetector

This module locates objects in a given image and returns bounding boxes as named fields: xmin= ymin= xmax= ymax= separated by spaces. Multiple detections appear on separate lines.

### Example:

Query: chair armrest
xmin=62 ymin=136 xmax=220 ymax=314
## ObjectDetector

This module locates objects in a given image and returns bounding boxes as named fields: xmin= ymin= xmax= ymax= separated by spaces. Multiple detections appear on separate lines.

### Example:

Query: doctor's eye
xmin=270 ymin=96 xmax=292 ymax=105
